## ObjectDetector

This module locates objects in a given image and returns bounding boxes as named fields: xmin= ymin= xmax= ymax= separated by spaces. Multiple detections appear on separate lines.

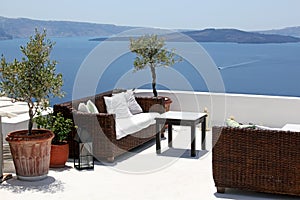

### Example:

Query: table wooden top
xmin=155 ymin=111 xmax=207 ymax=121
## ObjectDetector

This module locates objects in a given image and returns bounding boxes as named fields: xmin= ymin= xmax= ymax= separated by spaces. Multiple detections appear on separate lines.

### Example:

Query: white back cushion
xmin=87 ymin=100 xmax=99 ymax=114
xmin=124 ymin=90 xmax=143 ymax=114
xmin=104 ymin=92 xmax=132 ymax=119
xmin=78 ymin=103 xmax=90 ymax=113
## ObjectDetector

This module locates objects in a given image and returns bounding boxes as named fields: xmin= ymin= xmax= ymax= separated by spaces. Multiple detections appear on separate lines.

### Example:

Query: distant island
xmin=0 ymin=16 xmax=300 ymax=44
xmin=258 ymin=26 xmax=300 ymax=38
xmin=0 ymin=16 xmax=134 ymax=39
xmin=0 ymin=28 xmax=13 ymax=40
xmin=90 ymin=29 xmax=300 ymax=44
xmin=180 ymin=29 xmax=300 ymax=43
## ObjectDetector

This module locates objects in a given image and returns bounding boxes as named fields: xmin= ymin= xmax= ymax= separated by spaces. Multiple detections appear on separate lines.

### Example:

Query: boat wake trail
xmin=218 ymin=60 xmax=260 ymax=70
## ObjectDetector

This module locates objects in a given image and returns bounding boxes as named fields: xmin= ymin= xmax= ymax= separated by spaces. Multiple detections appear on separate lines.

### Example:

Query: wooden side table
xmin=155 ymin=111 xmax=207 ymax=157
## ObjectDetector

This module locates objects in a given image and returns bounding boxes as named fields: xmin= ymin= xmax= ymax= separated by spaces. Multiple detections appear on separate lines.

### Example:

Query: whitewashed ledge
xmin=0 ymin=97 xmax=51 ymax=143
xmin=135 ymin=89 xmax=300 ymax=128
xmin=3 ymin=89 xmax=299 ymax=141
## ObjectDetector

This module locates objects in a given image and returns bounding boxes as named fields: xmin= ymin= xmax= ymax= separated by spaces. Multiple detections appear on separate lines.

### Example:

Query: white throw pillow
xmin=124 ymin=90 xmax=143 ymax=114
xmin=78 ymin=103 xmax=90 ymax=113
xmin=87 ymin=100 xmax=99 ymax=114
xmin=104 ymin=97 xmax=114 ymax=114
xmin=104 ymin=92 xmax=132 ymax=119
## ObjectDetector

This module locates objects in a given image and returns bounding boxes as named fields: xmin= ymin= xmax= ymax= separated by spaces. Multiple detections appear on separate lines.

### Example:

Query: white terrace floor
xmin=1 ymin=126 xmax=299 ymax=200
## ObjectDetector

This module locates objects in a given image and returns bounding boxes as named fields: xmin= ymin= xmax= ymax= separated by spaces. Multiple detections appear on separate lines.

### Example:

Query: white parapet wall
xmin=135 ymin=89 xmax=300 ymax=128
xmin=0 ymin=97 xmax=52 ymax=143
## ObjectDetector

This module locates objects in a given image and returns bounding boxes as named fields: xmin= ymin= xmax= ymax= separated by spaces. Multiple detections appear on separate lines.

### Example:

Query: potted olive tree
xmin=129 ymin=34 xmax=181 ymax=111
xmin=35 ymin=112 xmax=75 ymax=168
xmin=0 ymin=29 xmax=63 ymax=181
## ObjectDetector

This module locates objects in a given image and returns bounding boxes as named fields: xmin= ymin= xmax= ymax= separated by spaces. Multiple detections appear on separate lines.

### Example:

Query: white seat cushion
xmin=115 ymin=112 xmax=160 ymax=140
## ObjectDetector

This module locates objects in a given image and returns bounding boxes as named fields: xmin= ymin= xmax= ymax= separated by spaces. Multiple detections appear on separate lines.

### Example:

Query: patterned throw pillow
xmin=124 ymin=90 xmax=143 ymax=115
xmin=226 ymin=118 xmax=240 ymax=127
xmin=226 ymin=118 xmax=256 ymax=129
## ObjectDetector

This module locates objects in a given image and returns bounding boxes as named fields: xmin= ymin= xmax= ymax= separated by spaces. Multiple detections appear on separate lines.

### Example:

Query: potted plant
xmin=129 ymin=34 xmax=181 ymax=111
xmin=35 ymin=112 xmax=75 ymax=168
xmin=0 ymin=29 xmax=64 ymax=181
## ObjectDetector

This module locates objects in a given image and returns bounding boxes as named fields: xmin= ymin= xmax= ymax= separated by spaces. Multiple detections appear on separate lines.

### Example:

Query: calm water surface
xmin=1 ymin=37 xmax=300 ymax=104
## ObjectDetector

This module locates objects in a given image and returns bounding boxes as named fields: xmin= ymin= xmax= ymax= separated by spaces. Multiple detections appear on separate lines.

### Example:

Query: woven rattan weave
xmin=212 ymin=126 xmax=300 ymax=196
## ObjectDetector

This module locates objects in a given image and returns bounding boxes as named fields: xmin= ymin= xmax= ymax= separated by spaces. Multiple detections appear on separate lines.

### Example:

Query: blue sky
xmin=1 ymin=0 xmax=300 ymax=31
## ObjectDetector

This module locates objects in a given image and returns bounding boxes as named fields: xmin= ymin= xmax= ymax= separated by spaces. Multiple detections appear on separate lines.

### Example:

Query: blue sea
xmin=1 ymin=37 xmax=300 ymax=105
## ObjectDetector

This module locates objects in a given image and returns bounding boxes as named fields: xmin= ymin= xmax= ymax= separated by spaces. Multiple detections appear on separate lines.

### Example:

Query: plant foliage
xmin=0 ymin=29 xmax=64 ymax=135
xmin=129 ymin=34 xmax=181 ymax=97
xmin=34 ymin=112 xmax=75 ymax=144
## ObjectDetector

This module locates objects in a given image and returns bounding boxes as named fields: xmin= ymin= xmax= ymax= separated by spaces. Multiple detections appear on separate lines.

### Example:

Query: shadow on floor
xmin=214 ymin=188 xmax=300 ymax=200
xmin=0 ymin=176 xmax=65 ymax=193
xmin=157 ymin=148 xmax=209 ymax=159
xmin=50 ymin=164 xmax=73 ymax=172
xmin=94 ymin=138 xmax=159 ymax=166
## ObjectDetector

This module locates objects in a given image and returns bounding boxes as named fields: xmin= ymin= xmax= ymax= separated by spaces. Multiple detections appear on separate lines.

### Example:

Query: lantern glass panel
xmin=74 ymin=141 xmax=94 ymax=170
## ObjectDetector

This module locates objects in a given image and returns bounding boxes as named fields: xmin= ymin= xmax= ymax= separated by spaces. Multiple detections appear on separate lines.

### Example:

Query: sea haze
xmin=0 ymin=37 xmax=300 ymax=105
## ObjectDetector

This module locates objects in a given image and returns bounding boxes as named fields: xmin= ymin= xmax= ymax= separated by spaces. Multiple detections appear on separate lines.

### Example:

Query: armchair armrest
xmin=72 ymin=111 xmax=116 ymax=141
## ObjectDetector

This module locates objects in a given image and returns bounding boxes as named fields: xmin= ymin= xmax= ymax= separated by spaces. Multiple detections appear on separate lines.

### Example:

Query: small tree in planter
xmin=0 ymin=29 xmax=64 ymax=180
xmin=129 ymin=34 xmax=181 ymax=97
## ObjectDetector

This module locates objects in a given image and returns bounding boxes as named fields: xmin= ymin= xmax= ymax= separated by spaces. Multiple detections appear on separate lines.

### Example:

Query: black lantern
xmin=74 ymin=128 xmax=94 ymax=170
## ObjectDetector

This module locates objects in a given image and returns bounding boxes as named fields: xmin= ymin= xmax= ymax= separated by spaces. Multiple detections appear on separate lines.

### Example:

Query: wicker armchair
xmin=54 ymin=90 xmax=165 ymax=162
xmin=212 ymin=126 xmax=300 ymax=196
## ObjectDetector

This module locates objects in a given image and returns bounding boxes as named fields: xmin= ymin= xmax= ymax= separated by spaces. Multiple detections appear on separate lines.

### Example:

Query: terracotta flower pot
xmin=164 ymin=97 xmax=172 ymax=112
xmin=50 ymin=143 xmax=69 ymax=168
xmin=5 ymin=129 xmax=54 ymax=181
xmin=160 ymin=97 xmax=173 ymax=137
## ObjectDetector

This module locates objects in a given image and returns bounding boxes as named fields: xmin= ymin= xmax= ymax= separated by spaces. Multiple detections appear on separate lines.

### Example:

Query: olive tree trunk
xmin=28 ymin=106 xmax=34 ymax=135
xmin=150 ymin=65 xmax=158 ymax=97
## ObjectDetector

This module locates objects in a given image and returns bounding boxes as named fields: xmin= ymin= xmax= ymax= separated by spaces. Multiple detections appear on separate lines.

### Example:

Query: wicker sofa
xmin=54 ymin=90 xmax=165 ymax=162
xmin=212 ymin=126 xmax=300 ymax=196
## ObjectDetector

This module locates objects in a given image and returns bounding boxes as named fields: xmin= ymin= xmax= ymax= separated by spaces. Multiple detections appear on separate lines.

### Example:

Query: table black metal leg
xmin=201 ymin=118 xmax=206 ymax=150
xmin=168 ymin=123 xmax=172 ymax=147
xmin=156 ymin=123 xmax=161 ymax=154
xmin=191 ymin=124 xmax=196 ymax=157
